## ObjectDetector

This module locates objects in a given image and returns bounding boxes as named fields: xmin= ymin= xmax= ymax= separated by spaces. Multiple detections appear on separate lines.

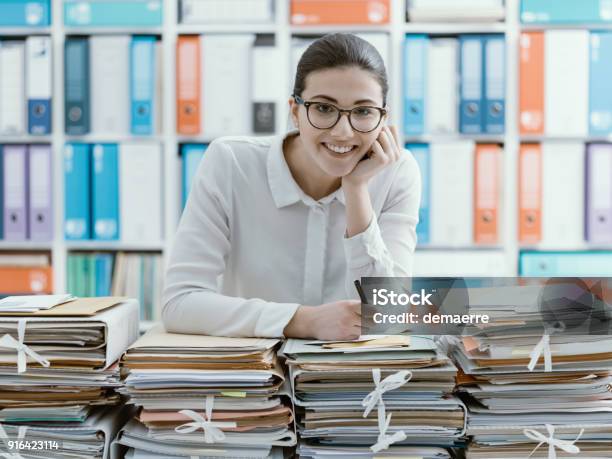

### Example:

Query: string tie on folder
xmin=361 ymin=368 xmax=412 ymax=417
xmin=362 ymin=368 xmax=411 ymax=452
xmin=524 ymin=424 xmax=583 ymax=459
xmin=370 ymin=400 xmax=407 ymax=453
xmin=174 ymin=395 xmax=237 ymax=444
xmin=528 ymin=333 xmax=552 ymax=372
xmin=0 ymin=424 xmax=28 ymax=459
xmin=0 ymin=319 xmax=50 ymax=374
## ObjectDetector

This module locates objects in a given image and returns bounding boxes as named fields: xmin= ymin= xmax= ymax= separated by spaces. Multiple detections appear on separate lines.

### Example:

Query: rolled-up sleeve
xmin=161 ymin=140 xmax=300 ymax=338
xmin=343 ymin=154 xmax=421 ymax=294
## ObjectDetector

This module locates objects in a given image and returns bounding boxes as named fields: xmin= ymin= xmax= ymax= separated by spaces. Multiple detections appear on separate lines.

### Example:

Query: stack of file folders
xmin=0 ymin=296 xmax=139 ymax=459
xmin=447 ymin=282 xmax=612 ymax=458
xmin=116 ymin=325 xmax=296 ymax=458
xmin=281 ymin=335 xmax=466 ymax=458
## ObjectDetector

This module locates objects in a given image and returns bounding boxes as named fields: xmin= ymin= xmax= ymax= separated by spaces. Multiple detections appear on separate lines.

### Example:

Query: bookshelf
xmin=1 ymin=0 xmax=610 ymax=328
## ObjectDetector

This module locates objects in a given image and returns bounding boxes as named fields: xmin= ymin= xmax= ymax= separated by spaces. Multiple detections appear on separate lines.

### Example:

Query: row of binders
xmin=404 ymin=34 xmax=505 ymax=136
xmin=520 ymin=30 xmax=612 ymax=137
xmin=176 ymin=34 xmax=280 ymax=137
xmin=64 ymin=142 xmax=162 ymax=243
xmin=65 ymin=36 xmax=162 ymax=136
xmin=0 ymin=144 xmax=53 ymax=242
xmin=10 ymin=0 xmax=612 ymax=28
xmin=67 ymin=252 xmax=163 ymax=322
xmin=0 ymin=37 xmax=52 ymax=136
xmin=410 ymin=142 xmax=503 ymax=247
xmin=518 ymin=142 xmax=612 ymax=246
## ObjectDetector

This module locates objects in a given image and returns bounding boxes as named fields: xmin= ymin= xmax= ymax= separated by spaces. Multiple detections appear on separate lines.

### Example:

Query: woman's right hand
xmin=283 ymin=300 xmax=362 ymax=340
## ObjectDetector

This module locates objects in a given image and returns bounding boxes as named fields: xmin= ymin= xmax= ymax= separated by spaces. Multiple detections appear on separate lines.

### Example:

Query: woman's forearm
xmin=343 ymin=182 xmax=373 ymax=238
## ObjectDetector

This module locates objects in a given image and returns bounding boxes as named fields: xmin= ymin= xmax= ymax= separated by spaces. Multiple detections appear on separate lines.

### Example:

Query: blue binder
xmin=589 ymin=31 xmax=612 ymax=135
xmin=521 ymin=0 xmax=611 ymax=24
xmin=95 ymin=253 xmax=114 ymax=296
xmin=130 ymin=36 xmax=156 ymax=135
xmin=64 ymin=143 xmax=91 ymax=240
xmin=484 ymin=35 xmax=505 ymax=134
xmin=0 ymin=0 xmax=50 ymax=26
xmin=64 ymin=0 xmax=162 ymax=27
xmin=64 ymin=38 xmax=90 ymax=135
xmin=403 ymin=35 xmax=428 ymax=136
xmin=407 ymin=143 xmax=430 ymax=245
xmin=27 ymin=37 xmax=52 ymax=135
xmin=182 ymin=144 xmax=207 ymax=208
xmin=459 ymin=35 xmax=484 ymax=134
xmin=92 ymin=144 xmax=119 ymax=240
xmin=520 ymin=251 xmax=612 ymax=276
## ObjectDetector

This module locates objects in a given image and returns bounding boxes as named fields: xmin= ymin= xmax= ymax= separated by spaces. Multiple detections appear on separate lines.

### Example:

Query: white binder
xmin=119 ymin=142 xmax=162 ymax=243
xmin=427 ymin=38 xmax=458 ymax=134
xmin=90 ymin=35 xmax=130 ymax=135
xmin=0 ymin=41 xmax=26 ymax=135
xmin=545 ymin=30 xmax=589 ymax=137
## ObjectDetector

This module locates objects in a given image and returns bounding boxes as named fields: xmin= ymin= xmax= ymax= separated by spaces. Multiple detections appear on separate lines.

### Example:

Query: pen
xmin=354 ymin=280 xmax=368 ymax=304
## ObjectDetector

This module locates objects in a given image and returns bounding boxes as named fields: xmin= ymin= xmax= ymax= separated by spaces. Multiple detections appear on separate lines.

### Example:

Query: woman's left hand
xmin=342 ymin=125 xmax=402 ymax=189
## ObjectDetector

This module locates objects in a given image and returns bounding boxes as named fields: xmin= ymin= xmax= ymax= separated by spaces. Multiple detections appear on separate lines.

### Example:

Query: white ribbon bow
xmin=361 ymin=368 xmax=412 ymax=453
xmin=528 ymin=333 xmax=552 ymax=372
xmin=0 ymin=424 xmax=28 ymax=459
xmin=370 ymin=398 xmax=407 ymax=453
xmin=361 ymin=368 xmax=412 ymax=418
xmin=174 ymin=395 xmax=237 ymax=444
xmin=0 ymin=319 xmax=50 ymax=374
xmin=524 ymin=424 xmax=584 ymax=459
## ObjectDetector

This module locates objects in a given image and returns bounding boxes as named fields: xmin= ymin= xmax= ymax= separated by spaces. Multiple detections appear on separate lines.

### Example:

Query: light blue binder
xmin=64 ymin=143 xmax=91 ymax=240
xmin=520 ymin=251 xmax=612 ymax=276
xmin=521 ymin=0 xmax=612 ymax=24
xmin=459 ymin=35 xmax=484 ymax=134
xmin=0 ymin=0 xmax=50 ymax=26
xmin=92 ymin=144 xmax=119 ymax=240
xmin=130 ymin=36 xmax=156 ymax=135
xmin=182 ymin=144 xmax=207 ymax=208
xmin=484 ymin=35 xmax=505 ymax=134
xmin=403 ymin=35 xmax=428 ymax=136
xmin=407 ymin=143 xmax=430 ymax=245
xmin=95 ymin=253 xmax=114 ymax=296
xmin=589 ymin=31 xmax=612 ymax=135
xmin=64 ymin=0 xmax=162 ymax=27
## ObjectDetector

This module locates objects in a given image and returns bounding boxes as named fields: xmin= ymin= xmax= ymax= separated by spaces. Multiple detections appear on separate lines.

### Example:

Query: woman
xmin=162 ymin=33 xmax=421 ymax=340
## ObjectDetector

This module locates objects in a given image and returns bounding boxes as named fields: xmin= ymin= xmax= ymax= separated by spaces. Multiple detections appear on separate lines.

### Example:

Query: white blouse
xmin=162 ymin=130 xmax=421 ymax=338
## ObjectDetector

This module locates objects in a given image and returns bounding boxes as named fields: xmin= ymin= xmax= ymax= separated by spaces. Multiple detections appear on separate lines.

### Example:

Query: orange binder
xmin=290 ymin=0 xmax=390 ymax=25
xmin=519 ymin=143 xmax=542 ymax=244
xmin=176 ymin=35 xmax=201 ymax=135
xmin=0 ymin=267 xmax=53 ymax=294
xmin=519 ymin=32 xmax=544 ymax=135
xmin=474 ymin=144 xmax=500 ymax=244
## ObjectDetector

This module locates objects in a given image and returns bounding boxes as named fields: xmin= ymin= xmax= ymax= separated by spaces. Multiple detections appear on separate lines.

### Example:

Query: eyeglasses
xmin=293 ymin=95 xmax=387 ymax=133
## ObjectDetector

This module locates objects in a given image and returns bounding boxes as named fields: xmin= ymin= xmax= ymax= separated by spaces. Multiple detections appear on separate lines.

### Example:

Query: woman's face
xmin=289 ymin=66 xmax=387 ymax=179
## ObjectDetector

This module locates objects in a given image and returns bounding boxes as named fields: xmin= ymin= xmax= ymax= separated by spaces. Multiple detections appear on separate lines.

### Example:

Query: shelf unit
xmin=1 ymin=0 xmax=609 ymax=321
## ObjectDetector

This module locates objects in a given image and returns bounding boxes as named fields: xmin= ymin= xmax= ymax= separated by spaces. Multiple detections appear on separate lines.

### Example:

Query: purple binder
xmin=586 ymin=143 xmax=612 ymax=243
xmin=28 ymin=144 xmax=53 ymax=241
xmin=2 ymin=145 xmax=28 ymax=241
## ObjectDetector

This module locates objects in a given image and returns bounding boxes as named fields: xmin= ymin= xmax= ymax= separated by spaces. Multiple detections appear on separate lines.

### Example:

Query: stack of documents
xmin=281 ymin=335 xmax=466 ymax=458
xmin=450 ymin=334 xmax=612 ymax=458
xmin=116 ymin=325 xmax=296 ymax=458
xmin=0 ymin=296 xmax=139 ymax=458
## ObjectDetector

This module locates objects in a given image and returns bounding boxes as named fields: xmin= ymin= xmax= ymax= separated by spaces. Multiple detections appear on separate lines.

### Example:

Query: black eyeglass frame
xmin=292 ymin=94 xmax=388 ymax=133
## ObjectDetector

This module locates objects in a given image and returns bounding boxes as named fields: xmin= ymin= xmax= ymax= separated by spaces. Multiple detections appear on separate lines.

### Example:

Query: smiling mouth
xmin=322 ymin=142 xmax=358 ymax=155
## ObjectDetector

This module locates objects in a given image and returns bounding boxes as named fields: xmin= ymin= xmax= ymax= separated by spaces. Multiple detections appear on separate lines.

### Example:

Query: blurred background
xmin=0 ymin=0 xmax=611 ymax=329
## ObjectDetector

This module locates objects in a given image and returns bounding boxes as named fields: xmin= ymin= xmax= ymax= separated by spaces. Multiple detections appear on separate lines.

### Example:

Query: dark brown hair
xmin=292 ymin=33 xmax=388 ymax=106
